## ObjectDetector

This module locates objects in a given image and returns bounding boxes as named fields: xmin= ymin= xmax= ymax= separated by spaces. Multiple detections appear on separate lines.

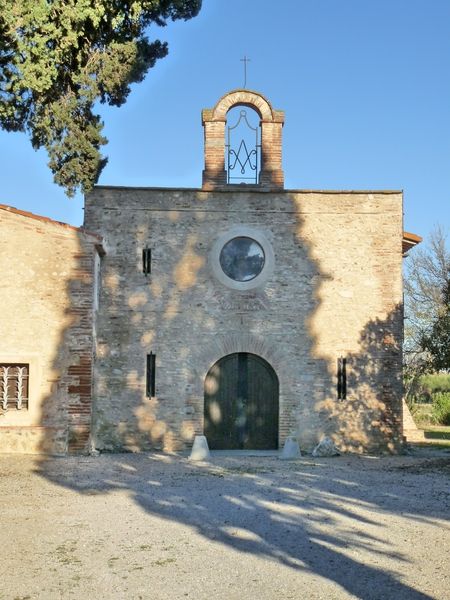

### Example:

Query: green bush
xmin=421 ymin=373 xmax=450 ymax=393
xmin=411 ymin=373 xmax=450 ymax=404
xmin=409 ymin=402 xmax=433 ymax=426
xmin=431 ymin=392 xmax=450 ymax=425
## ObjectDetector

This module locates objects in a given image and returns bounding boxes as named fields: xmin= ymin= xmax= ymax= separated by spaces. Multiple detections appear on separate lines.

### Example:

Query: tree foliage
xmin=404 ymin=226 xmax=450 ymax=376
xmin=0 ymin=0 xmax=201 ymax=196
xmin=420 ymin=278 xmax=450 ymax=371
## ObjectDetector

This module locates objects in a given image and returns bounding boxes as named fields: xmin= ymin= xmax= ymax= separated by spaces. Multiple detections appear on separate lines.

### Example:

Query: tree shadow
xmin=29 ymin=185 xmax=443 ymax=600
xmin=75 ymin=187 xmax=407 ymax=455
xmin=317 ymin=306 xmax=405 ymax=453
xmin=23 ymin=183 xmax=444 ymax=598
xmin=35 ymin=450 xmax=448 ymax=599
xmin=81 ymin=187 xmax=339 ymax=453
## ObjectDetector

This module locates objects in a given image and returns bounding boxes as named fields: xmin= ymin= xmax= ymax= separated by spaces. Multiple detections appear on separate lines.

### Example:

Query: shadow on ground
xmin=35 ymin=451 xmax=450 ymax=599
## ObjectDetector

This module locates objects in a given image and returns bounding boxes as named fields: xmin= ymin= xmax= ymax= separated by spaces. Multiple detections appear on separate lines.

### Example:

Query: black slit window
xmin=337 ymin=357 xmax=347 ymax=400
xmin=146 ymin=353 xmax=156 ymax=397
xmin=143 ymin=248 xmax=152 ymax=275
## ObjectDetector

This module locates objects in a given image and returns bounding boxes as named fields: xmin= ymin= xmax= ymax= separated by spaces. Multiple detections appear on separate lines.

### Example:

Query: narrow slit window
xmin=146 ymin=353 xmax=156 ymax=397
xmin=1 ymin=363 xmax=29 ymax=410
xmin=337 ymin=357 xmax=347 ymax=400
xmin=143 ymin=248 xmax=152 ymax=275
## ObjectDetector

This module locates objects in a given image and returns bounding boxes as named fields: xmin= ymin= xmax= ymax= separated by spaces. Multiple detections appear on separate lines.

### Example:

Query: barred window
xmin=1 ymin=364 xmax=29 ymax=410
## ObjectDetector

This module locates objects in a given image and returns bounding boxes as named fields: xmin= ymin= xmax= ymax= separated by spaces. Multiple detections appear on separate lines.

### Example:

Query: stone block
xmin=312 ymin=437 xmax=340 ymax=457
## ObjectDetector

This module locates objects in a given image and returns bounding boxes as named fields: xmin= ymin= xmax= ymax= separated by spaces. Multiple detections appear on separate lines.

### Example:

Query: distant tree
xmin=420 ymin=278 xmax=450 ymax=371
xmin=404 ymin=227 xmax=450 ymax=352
xmin=404 ymin=226 xmax=450 ymax=398
xmin=0 ymin=0 xmax=202 ymax=196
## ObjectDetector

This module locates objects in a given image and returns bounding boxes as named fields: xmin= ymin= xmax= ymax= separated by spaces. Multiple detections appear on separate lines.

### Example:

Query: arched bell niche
xmin=202 ymin=89 xmax=285 ymax=190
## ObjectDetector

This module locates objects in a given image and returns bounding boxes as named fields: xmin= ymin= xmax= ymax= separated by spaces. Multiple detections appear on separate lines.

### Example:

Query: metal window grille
xmin=146 ymin=353 xmax=156 ymax=397
xmin=337 ymin=357 xmax=347 ymax=400
xmin=0 ymin=364 xmax=29 ymax=410
xmin=226 ymin=109 xmax=261 ymax=184
xmin=143 ymin=248 xmax=152 ymax=275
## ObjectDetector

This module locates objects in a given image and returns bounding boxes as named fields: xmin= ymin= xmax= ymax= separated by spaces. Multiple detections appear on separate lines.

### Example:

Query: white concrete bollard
xmin=280 ymin=436 xmax=301 ymax=460
xmin=189 ymin=435 xmax=210 ymax=461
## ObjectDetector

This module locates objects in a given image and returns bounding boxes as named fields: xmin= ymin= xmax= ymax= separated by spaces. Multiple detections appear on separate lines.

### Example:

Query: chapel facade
xmin=0 ymin=89 xmax=421 ymax=455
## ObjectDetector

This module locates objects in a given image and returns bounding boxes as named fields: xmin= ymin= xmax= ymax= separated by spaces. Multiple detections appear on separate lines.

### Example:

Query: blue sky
xmin=1 ymin=0 xmax=449 ymax=243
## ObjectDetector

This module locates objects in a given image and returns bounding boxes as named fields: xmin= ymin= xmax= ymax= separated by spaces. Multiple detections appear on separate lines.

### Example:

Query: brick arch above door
xmin=189 ymin=332 xmax=289 ymax=398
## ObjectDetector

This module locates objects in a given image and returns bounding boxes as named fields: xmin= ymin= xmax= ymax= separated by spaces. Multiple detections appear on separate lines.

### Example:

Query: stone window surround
xmin=209 ymin=225 xmax=275 ymax=291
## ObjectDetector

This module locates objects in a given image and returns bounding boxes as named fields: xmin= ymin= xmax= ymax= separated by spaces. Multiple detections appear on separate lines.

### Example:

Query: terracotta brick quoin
xmin=68 ymin=369 xmax=92 ymax=376
xmin=68 ymin=383 xmax=92 ymax=394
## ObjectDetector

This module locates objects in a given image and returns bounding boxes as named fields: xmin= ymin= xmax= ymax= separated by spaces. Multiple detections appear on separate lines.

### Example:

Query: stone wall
xmin=0 ymin=206 xmax=101 ymax=454
xmin=85 ymin=186 xmax=404 ymax=453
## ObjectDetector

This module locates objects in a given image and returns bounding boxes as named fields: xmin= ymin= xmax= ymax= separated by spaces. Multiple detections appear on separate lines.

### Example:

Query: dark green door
xmin=204 ymin=353 xmax=279 ymax=450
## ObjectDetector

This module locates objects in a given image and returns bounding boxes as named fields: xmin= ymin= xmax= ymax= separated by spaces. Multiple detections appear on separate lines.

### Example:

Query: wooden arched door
xmin=204 ymin=353 xmax=279 ymax=450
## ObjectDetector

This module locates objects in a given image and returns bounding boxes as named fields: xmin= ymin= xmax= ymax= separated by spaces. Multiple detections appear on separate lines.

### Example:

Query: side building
xmin=0 ymin=205 xmax=102 ymax=454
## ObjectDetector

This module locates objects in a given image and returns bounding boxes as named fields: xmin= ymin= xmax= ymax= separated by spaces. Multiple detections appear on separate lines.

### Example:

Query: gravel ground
xmin=0 ymin=448 xmax=449 ymax=600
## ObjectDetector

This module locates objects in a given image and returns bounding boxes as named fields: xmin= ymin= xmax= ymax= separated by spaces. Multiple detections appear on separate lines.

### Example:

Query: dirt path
xmin=1 ymin=449 xmax=449 ymax=600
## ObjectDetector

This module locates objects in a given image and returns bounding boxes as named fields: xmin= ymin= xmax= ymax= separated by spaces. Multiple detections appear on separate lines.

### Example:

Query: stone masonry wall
xmin=0 ymin=206 xmax=100 ymax=454
xmin=85 ymin=187 xmax=404 ymax=454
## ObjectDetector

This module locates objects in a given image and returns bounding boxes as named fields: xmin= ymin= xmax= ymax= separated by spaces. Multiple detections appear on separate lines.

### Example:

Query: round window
xmin=219 ymin=237 xmax=265 ymax=282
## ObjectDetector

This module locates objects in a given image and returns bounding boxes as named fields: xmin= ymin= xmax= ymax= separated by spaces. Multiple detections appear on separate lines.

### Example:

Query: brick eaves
xmin=402 ymin=231 xmax=422 ymax=255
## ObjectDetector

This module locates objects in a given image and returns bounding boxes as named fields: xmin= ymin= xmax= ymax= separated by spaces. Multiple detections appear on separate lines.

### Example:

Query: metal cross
xmin=240 ymin=55 xmax=250 ymax=88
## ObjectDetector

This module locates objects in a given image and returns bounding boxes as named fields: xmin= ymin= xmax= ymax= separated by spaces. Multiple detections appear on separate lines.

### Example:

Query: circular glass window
xmin=219 ymin=237 xmax=265 ymax=282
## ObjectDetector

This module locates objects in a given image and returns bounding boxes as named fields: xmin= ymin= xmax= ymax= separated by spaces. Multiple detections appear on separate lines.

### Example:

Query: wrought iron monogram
xmin=227 ymin=109 xmax=260 ymax=184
